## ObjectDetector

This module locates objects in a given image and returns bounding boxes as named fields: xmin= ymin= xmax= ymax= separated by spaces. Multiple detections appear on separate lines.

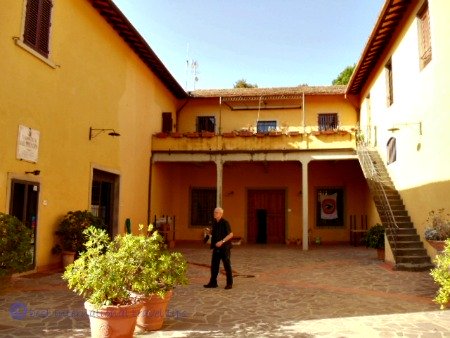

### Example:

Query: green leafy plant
xmin=424 ymin=209 xmax=450 ymax=241
xmin=54 ymin=210 xmax=105 ymax=253
xmin=364 ymin=223 xmax=385 ymax=249
xmin=62 ymin=225 xmax=188 ymax=309
xmin=430 ymin=239 xmax=450 ymax=309
xmin=0 ymin=213 xmax=33 ymax=277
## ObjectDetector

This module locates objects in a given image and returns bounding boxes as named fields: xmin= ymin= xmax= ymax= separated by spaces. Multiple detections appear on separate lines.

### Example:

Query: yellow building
xmin=3 ymin=0 xmax=446 ymax=273
xmin=347 ymin=0 xmax=450 ymax=263
xmin=0 ymin=0 xmax=185 ymax=271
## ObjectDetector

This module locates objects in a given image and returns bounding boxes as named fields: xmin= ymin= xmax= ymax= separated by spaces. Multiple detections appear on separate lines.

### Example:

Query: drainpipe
xmin=219 ymin=97 xmax=222 ymax=134
xmin=147 ymin=155 xmax=153 ymax=227
xmin=302 ymin=92 xmax=305 ymax=133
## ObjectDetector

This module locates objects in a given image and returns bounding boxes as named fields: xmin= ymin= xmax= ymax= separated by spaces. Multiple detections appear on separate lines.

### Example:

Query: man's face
xmin=214 ymin=210 xmax=223 ymax=221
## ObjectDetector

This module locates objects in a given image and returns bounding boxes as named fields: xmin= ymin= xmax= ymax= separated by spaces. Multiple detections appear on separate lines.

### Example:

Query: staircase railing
xmin=356 ymin=142 xmax=399 ymax=261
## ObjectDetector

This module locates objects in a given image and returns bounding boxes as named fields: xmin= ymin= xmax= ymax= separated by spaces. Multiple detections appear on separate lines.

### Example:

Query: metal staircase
xmin=357 ymin=144 xmax=433 ymax=271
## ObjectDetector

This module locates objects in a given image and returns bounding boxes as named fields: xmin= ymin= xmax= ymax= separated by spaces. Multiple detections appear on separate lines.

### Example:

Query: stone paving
xmin=0 ymin=244 xmax=449 ymax=337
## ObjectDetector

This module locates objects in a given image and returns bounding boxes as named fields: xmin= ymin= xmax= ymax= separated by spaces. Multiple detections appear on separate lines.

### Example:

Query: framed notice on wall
xmin=316 ymin=187 xmax=344 ymax=227
xmin=16 ymin=125 xmax=40 ymax=163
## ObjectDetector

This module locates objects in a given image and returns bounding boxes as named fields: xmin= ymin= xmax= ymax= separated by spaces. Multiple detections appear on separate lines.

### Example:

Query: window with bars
xmin=257 ymin=121 xmax=277 ymax=133
xmin=196 ymin=116 xmax=215 ymax=132
xmin=23 ymin=0 xmax=53 ymax=58
xmin=417 ymin=1 xmax=432 ymax=69
xmin=318 ymin=114 xmax=338 ymax=131
xmin=385 ymin=59 xmax=394 ymax=106
xmin=190 ymin=188 xmax=217 ymax=226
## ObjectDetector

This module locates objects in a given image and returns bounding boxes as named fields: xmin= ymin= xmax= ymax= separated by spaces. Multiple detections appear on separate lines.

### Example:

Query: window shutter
xmin=23 ymin=0 xmax=52 ymax=58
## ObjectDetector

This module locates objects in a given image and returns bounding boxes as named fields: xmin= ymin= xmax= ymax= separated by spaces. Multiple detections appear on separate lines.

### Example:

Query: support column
xmin=215 ymin=158 xmax=223 ymax=207
xmin=302 ymin=159 xmax=310 ymax=250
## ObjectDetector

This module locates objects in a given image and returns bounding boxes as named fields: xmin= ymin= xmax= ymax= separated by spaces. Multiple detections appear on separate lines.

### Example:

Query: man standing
xmin=204 ymin=207 xmax=234 ymax=289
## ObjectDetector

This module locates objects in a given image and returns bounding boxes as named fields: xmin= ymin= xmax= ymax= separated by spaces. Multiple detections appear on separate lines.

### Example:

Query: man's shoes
xmin=224 ymin=285 xmax=232 ymax=290
xmin=203 ymin=283 xmax=218 ymax=288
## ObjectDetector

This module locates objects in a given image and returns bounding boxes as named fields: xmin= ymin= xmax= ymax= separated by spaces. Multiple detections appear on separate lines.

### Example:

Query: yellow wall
xmin=0 ymin=0 xmax=179 ymax=270
xmin=179 ymin=95 xmax=357 ymax=134
xmin=357 ymin=0 xmax=450 ymax=257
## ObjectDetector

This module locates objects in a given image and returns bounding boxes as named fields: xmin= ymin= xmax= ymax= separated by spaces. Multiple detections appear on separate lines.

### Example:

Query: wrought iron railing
xmin=356 ymin=142 xmax=398 ymax=261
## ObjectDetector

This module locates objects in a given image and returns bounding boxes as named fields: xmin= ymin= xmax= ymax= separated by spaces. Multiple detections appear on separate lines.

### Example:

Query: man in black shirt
xmin=204 ymin=207 xmax=234 ymax=289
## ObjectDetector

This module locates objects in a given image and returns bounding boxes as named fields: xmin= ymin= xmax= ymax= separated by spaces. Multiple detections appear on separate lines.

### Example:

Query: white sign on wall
xmin=17 ymin=125 xmax=40 ymax=163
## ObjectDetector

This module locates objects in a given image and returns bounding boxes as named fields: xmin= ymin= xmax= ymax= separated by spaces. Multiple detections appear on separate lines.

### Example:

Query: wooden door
xmin=247 ymin=189 xmax=285 ymax=244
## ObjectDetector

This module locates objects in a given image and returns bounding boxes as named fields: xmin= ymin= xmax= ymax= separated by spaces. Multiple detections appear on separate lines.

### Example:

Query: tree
xmin=332 ymin=64 xmax=355 ymax=85
xmin=233 ymin=79 xmax=258 ymax=88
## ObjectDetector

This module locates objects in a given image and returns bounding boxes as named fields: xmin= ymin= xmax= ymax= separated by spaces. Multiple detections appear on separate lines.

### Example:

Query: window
xmin=417 ymin=2 xmax=432 ymax=69
xmin=23 ymin=0 xmax=53 ymax=58
xmin=318 ymin=113 xmax=338 ymax=131
xmin=196 ymin=116 xmax=215 ymax=132
xmin=190 ymin=188 xmax=216 ymax=226
xmin=162 ymin=112 xmax=172 ymax=133
xmin=385 ymin=59 xmax=393 ymax=106
xmin=257 ymin=121 xmax=277 ymax=133
xmin=316 ymin=188 xmax=344 ymax=227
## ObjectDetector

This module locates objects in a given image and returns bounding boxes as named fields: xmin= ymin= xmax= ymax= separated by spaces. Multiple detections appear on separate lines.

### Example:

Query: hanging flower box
xmin=321 ymin=130 xmax=336 ymax=135
xmin=201 ymin=131 xmax=215 ymax=138
xmin=311 ymin=131 xmax=321 ymax=136
xmin=222 ymin=132 xmax=237 ymax=138
xmin=155 ymin=132 xmax=168 ymax=138
xmin=170 ymin=132 xmax=183 ymax=138
xmin=268 ymin=131 xmax=282 ymax=137
xmin=238 ymin=131 xmax=254 ymax=137
xmin=184 ymin=132 xmax=200 ymax=138
xmin=288 ymin=131 xmax=302 ymax=137
xmin=255 ymin=132 xmax=267 ymax=138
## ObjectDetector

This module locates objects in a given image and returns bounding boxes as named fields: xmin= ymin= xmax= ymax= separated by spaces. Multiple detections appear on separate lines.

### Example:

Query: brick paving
xmin=0 ymin=244 xmax=449 ymax=337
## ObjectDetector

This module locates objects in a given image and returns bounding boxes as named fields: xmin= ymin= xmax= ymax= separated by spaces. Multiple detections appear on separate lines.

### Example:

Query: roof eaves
xmin=346 ymin=0 xmax=415 ymax=96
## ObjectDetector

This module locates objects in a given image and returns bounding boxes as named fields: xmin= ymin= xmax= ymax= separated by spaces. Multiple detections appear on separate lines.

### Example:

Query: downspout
xmin=219 ymin=97 xmax=222 ymax=134
xmin=302 ymin=92 xmax=305 ymax=133
xmin=147 ymin=155 xmax=153 ymax=227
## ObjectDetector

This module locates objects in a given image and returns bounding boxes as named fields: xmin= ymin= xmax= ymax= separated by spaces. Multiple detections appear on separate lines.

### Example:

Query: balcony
xmin=151 ymin=130 xmax=356 ymax=153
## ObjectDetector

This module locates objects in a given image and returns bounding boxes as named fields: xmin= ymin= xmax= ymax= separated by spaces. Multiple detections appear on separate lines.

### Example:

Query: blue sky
xmin=113 ymin=0 xmax=385 ymax=90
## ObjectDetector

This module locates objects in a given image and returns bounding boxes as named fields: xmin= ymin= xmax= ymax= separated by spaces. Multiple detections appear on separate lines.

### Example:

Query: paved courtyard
xmin=0 ymin=244 xmax=449 ymax=337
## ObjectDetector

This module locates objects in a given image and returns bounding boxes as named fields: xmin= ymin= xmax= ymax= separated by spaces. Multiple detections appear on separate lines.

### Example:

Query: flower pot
xmin=62 ymin=251 xmax=76 ymax=268
xmin=377 ymin=248 xmax=385 ymax=261
xmin=136 ymin=290 xmax=173 ymax=331
xmin=427 ymin=240 xmax=446 ymax=252
xmin=84 ymin=301 xmax=143 ymax=338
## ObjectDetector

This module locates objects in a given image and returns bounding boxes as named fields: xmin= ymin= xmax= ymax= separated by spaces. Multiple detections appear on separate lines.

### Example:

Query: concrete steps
xmin=360 ymin=150 xmax=433 ymax=271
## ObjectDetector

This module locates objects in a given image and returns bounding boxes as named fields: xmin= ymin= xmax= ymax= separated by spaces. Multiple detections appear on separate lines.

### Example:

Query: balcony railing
xmin=151 ymin=130 xmax=356 ymax=152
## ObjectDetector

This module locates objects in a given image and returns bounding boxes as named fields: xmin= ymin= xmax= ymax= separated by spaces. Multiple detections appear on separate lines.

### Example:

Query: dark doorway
xmin=91 ymin=169 xmax=119 ymax=236
xmin=9 ymin=180 xmax=39 ymax=268
xmin=256 ymin=209 xmax=267 ymax=243
xmin=247 ymin=189 xmax=285 ymax=244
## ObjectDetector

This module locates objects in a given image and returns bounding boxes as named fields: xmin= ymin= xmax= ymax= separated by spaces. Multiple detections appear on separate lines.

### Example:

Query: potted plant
xmin=130 ymin=224 xmax=188 ymax=331
xmin=364 ymin=223 xmax=385 ymax=260
xmin=53 ymin=210 xmax=105 ymax=267
xmin=430 ymin=238 xmax=450 ymax=309
xmin=63 ymin=225 xmax=188 ymax=336
xmin=424 ymin=209 xmax=450 ymax=252
xmin=0 ymin=213 xmax=33 ymax=287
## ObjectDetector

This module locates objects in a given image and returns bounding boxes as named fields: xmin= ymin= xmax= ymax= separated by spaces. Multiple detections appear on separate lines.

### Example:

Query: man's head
xmin=214 ymin=207 xmax=224 ymax=221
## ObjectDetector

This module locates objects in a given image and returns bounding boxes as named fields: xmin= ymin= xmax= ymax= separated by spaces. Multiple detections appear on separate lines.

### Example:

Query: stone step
xmin=386 ymin=228 xmax=417 ymax=236
xmin=391 ymin=240 xmax=424 ymax=249
xmin=388 ymin=233 xmax=420 ymax=242
xmin=393 ymin=248 xmax=428 ymax=257
xmin=381 ymin=215 xmax=411 ymax=223
xmin=394 ymin=255 xmax=431 ymax=265
xmin=394 ymin=262 xmax=434 ymax=271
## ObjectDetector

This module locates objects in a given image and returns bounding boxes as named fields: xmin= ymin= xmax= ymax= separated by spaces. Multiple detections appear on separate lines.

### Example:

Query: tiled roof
xmin=347 ymin=0 xmax=415 ymax=96
xmin=189 ymin=85 xmax=346 ymax=100
xmin=88 ymin=0 xmax=187 ymax=99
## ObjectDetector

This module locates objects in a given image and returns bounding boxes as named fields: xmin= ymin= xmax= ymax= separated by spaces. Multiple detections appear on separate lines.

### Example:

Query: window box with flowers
xmin=424 ymin=208 xmax=450 ymax=252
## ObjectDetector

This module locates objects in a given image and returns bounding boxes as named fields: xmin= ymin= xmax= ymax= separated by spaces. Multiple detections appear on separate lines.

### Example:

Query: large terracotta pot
xmin=377 ymin=248 xmax=385 ymax=261
xmin=84 ymin=301 xmax=143 ymax=338
xmin=427 ymin=240 xmax=446 ymax=252
xmin=62 ymin=251 xmax=76 ymax=268
xmin=136 ymin=290 xmax=173 ymax=331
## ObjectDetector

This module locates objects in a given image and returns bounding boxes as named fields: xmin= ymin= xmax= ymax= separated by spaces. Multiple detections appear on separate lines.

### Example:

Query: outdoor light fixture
xmin=25 ymin=170 xmax=41 ymax=176
xmin=89 ymin=127 xmax=121 ymax=140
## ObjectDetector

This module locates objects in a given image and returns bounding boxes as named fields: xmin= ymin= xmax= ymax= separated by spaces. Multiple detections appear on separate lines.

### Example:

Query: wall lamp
xmin=89 ymin=127 xmax=121 ymax=140
xmin=25 ymin=170 xmax=40 ymax=176
xmin=387 ymin=122 xmax=422 ymax=135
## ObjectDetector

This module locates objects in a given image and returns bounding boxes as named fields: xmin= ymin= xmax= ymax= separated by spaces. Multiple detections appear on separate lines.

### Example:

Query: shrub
xmin=364 ymin=223 xmax=385 ymax=249
xmin=0 ymin=213 xmax=32 ymax=276
xmin=430 ymin=239 xmax=450 ymax=309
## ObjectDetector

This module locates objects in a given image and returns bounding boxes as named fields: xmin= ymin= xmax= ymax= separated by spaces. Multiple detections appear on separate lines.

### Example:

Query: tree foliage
xmin=234 ymin=79 xmax=258 ymax=88
xmin=332 ymin=64 xmax=355 ymax=85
